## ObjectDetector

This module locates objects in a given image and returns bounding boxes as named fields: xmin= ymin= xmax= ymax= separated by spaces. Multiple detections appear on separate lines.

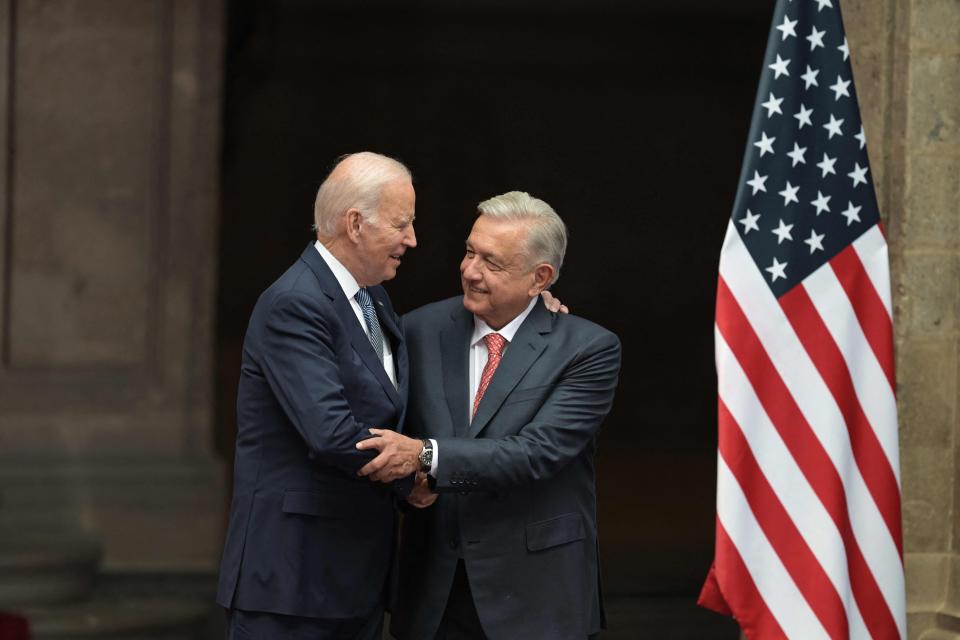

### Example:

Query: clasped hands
xmin=356 ymin=429 xmax=437 ymax=508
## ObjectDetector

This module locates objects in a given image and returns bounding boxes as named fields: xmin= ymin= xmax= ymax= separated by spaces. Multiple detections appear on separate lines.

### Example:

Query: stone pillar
xmin=0 ymin=0 xmax=224 ymax=573
xmin=846 ymin=0 xmax=960 ymax=638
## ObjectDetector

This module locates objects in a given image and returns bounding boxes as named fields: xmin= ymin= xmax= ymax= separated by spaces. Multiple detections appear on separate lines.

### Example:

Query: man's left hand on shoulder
xmin=540 ymin=290 xmax=568 ymax=314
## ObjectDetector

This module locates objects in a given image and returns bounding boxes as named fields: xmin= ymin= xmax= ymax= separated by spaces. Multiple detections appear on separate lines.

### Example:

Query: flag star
xmin=824 ymin=113 xmax=845 ymax=138
xmin=766 ymin=257 xmax=788 ymax=282
xmin=838 ymin=37 xmax=850 ymax=60
xmin=806 ymin=26 xmax=826 ymax=50
xmin=776 ymin=15 xmax=798 ymax=40
xmin=787 ymin=142 xmax=807 ymax=166
xmin=841 ymin=201 xmax=862 ymax=225
xmin=848 ymin=162 xmax=869 ymax=187
xmin=830 ymin=75 xmax=852 ymax=100
xmin=804 ymin=229 xmax=826 ymax=253
xmin=772 ymin=219 xmax=794 ymax=244
xmin=746 ymin=170 xmax=768 ymax=194
xmin=815 ymin=0 xmax=833 ymax=10
xmin=754 ymin=131 xmax=776 ymax=156
xmin=794 ymin=104 xmax=814 ymax=128
xmin=811 ymin=190 xmax=832 ymax=215
xmin=817 ymin=153 xmax=837 ymax=177
xmin=761 ymin=92 xmax=784 ymax=117
xmin=739 ymin=209 xmax=761 ymax=234
xmin=778 ymin=181 xmax=800 ymax=206
xmin=855 ymin=125 xmax=867 ymax=149
xmin=801 ymin=65 xmax=820 ymax=89
xmin=769 ymin=54 xmax=791 ymax=79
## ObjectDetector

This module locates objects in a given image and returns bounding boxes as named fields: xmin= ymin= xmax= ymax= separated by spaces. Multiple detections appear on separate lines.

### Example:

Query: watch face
xmin=419 ymin=444 xmax=432 ymax=471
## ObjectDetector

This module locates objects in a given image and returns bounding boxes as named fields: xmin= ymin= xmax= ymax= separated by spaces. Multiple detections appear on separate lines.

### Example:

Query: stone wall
xmin=0 ymin=0 xmax=225 ymax=572
xmin=846 ymin=0 xmax=960 ymax=637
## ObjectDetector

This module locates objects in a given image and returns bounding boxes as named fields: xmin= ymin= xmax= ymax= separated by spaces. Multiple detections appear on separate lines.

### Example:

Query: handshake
xmin=356 ymin=428 xmax=437 ymax=508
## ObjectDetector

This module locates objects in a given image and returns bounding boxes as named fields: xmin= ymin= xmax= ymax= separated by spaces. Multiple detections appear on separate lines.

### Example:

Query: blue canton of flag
xmin=733 ymin=0 xmax=877 ymax=297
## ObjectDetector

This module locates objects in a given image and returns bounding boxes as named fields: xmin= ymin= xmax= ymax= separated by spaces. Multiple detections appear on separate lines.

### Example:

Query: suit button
xmin=449 ymin=538 xmax=459 ymax=550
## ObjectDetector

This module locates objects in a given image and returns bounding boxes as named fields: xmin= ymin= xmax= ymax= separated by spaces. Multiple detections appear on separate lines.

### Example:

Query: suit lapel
xmin=440 ymin=305 xmax=472 ymax=436
xmin=298 ymin=244 xmax=403 ymax=412
xmin=468 ymin=301 xmax=552 ymax=438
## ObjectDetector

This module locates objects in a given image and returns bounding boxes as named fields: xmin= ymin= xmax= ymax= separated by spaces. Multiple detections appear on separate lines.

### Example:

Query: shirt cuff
xmin=428 ymin=438 xmax=438 ymax=477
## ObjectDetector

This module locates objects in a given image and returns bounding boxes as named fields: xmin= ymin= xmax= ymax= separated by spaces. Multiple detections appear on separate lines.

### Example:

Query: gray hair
xmin=477 ymin=191 xmax=568 ymax=285
xmin=313 ymin=152 xmax=412 ymax=236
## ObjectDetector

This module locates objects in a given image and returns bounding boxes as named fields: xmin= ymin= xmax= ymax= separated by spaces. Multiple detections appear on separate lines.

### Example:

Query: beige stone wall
xmin=0 ymin=0 xmax=226 ymax=571
xmin=846 ymin=0 xmax=960 ymax=637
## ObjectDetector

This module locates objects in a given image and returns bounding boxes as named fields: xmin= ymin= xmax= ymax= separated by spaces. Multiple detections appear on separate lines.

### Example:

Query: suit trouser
xmin=433 ymin=560 xmax=603 ymax=640
xmin=225 ymin=605 xmax=383 ymax=640
xmin=434 ymin=560 xmax=487 ymax=640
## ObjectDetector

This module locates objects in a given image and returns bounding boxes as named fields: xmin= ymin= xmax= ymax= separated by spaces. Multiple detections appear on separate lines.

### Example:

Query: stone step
xmin=24 ymin=599 xmax=209 ymax=640
xmin=0 ymin=530 xmax=102 ymax=607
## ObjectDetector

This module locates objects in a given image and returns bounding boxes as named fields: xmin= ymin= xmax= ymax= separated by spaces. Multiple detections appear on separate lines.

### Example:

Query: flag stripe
xmin=713 ymin=519 xmax=789 ymax=640
xmin=818 ymin=251 xmax=900 ymax=483
xmin=717 ymin=456 xmax=829 ymax=639
xmin=716 ymin=273 xmax=900 ymax=640
xmin=851 ymin=225 xmax=894 ymax=318
xmin=781 ymin=281 xmax=903 ymax=556
xmin=718 ymin=398 xmax=849 ymax=639
xmin=719 ymin=224 xmax=878 ymax=482
xmin=716 ymin=330 xmax=871 ymax=638
xmin=829 ymin=244 xmax=896 ymax=391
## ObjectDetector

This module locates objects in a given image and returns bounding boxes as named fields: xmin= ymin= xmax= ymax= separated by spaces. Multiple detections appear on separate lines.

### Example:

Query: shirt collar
xmin=471 ymin=296 xmax=539 ymax=348
xmin=314 ymin=240 xmax=361 ymax=300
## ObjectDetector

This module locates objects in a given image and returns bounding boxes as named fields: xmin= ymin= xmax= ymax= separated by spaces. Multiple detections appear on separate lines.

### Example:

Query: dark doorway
xmin=216 ymin=0 xmax=769 ymax=635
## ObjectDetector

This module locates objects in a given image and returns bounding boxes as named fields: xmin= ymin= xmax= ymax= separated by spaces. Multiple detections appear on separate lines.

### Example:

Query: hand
xmin=356 ymin=429 xmax=422 ymax=482
xmin=540 ymin=290 xmax=569 ymax=314
xmin=407 ymin=472 xmax=438 ymax=508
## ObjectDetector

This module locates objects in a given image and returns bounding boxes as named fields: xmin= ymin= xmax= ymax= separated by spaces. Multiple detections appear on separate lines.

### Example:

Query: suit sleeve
xmin=257 ymin=290 xmax=377 ymax=475
xmin=432 ymin=330 xmax=621 ymax=492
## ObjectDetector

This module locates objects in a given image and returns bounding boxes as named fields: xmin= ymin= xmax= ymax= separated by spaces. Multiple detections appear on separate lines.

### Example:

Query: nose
xmin=404 ymin=223 xmax=417 ymax=248
xmin=461 ymin=255 xmax=482 ymax=282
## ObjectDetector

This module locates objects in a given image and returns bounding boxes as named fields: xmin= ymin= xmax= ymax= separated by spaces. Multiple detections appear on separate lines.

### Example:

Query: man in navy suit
xmin=216 ymin=152 xmax=427 ymax=639
xmin=359 ymin=191 xmax=621 ymax=639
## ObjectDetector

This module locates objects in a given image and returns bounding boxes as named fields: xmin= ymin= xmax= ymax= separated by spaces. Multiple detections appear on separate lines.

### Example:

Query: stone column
xmin=0 ymin=0 xmax=225 ymax=576
xmin=846 ymin=0 xmax=960 ymax=638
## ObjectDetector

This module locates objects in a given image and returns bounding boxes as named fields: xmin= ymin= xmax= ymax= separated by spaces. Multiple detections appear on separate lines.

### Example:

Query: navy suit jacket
xmin=216 ymin=244 xmax=409 ymax=619
xmin=391 ymin=296 xmax=621 ymax=640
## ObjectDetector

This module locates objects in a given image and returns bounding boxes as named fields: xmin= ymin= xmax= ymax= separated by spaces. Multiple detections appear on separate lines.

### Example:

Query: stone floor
xmin=15 ymin=573 xmax=742 ymax=639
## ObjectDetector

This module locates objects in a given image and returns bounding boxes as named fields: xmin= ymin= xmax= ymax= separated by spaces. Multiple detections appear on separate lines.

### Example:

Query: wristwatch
xmin=418 ymin=439 xmax=433 ymax=473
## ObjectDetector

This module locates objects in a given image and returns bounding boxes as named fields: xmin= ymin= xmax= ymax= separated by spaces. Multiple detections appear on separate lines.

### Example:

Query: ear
xmin=345 ymin=208 xmax=363 ymax=244
xmin=528 ymin=263 xmax=555 ymax=295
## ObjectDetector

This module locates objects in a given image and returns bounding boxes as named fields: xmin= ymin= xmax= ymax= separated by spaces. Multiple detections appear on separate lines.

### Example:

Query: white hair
xmin=313 ymin=152 xmax=412 ymax=236
xmin=477 ymin=191 xmax=568 ymax=285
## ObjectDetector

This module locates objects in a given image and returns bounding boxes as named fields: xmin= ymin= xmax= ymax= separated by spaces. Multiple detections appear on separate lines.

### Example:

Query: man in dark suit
xmin=216 ymin=152 xmax=428 ymax=639
xmin=358 ymin=191 xmax=621 ymax=639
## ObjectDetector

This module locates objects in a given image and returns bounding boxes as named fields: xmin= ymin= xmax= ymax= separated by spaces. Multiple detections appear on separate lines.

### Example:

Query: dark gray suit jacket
xmin=391 ymin=296 xmax=621 ymax=640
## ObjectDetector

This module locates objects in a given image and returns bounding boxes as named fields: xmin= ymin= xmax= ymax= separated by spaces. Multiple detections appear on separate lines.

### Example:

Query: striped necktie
xmin=354 ymin=287 xmax=384 ymax=362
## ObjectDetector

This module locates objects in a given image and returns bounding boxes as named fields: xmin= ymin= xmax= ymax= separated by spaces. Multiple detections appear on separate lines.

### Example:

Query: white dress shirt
xmin=314 ymin=240 xmax=397 ymax=386
xmin=428 ymin=296 xmax=539 ymax=476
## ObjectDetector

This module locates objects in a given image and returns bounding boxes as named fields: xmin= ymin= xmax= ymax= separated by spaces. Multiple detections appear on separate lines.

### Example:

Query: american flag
xmin=697 ymin=0 xmax=906 ymax=638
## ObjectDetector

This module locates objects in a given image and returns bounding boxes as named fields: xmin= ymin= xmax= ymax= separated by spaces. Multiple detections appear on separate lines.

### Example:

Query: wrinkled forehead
xmin=467 ymin=215 xmax=531 ymax=258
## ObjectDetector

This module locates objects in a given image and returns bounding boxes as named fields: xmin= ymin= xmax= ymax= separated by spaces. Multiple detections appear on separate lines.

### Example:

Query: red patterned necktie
xmin=473 ymin=332 xmax=507 ymax=418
